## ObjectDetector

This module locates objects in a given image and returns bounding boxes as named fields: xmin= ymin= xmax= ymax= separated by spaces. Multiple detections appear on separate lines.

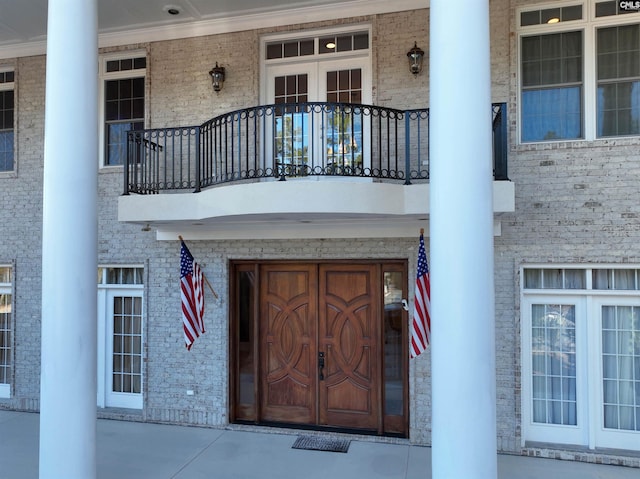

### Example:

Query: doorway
xmin=231 ymin=261 xmax=408 ymax=436
xmin=265 ymin=58 xmax=371 ymax=173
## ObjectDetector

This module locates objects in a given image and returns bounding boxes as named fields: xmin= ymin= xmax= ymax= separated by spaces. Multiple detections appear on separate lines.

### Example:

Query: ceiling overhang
xmin=0 ymin=0 xmax=427 ymax=60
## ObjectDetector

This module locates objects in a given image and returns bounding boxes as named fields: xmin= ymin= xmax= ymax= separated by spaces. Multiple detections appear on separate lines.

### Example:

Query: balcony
xmin=118 ymin=102 xmax=514 ymax=240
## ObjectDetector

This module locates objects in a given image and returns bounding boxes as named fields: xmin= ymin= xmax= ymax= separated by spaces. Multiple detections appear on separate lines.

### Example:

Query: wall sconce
xmin=209 ymin=62 xmax=226 ymax=92
xmin=407 ymin=42 xmax=425 ymax=76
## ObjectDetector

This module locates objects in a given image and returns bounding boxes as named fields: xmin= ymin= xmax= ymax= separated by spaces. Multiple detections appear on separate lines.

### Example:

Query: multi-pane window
xmin=0 ymin=266 xmax=12 ymax=398
xmin=102 ymin=56 xmax=145 ymax=166
xmin=521 ymin=31 xmax=583 ymax=141
xmin=98 ymin=266 xmax=144 ymax=285
xmin=0 ymin=71 xmax=14 ymax=172
xmin=318 ymin=32 xmax=369 ymax=54
xmin=519 ymin=2 xmax=640 ymax=142
xmin=597 ymin=24 xmax=640 ymax=137
xmin=266 ymin=39 xmax=314 ymax=59
xmin=265 ymin=32 xmax=368 ymax=59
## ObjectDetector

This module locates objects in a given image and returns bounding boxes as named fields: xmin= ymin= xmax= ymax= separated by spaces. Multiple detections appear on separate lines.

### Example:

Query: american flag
xmin=180 ymin=240 xmax=205 ymax=350
xmin=410 ymin=233 xmax=431 ymax=358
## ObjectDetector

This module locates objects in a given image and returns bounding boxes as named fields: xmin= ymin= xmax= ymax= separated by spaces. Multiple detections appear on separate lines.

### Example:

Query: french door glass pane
xmin=274 ymin=74 xmax=309 ymax=175
xmin=531 ymin=303 xmax=577 ymax=425
xmin=112 ymin=296 xmax=142 ymax=394
xmin=601 ymin=305 xmax=640 ymax=430
xmin=0 ymin=293 xmax=10 ymax=384
xmin=325 ymin=69 xmax=363 ymax=169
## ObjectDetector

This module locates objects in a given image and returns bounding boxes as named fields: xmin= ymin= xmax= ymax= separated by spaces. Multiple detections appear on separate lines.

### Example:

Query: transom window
xmin=0 ymin=70 xmax=14 ymax=172
xmin=518 ymin=1 xmax=640 ymax=142
xmin=98 ymin=266 xmax=144 ymax=285
xmin=265 ymin=31 xmax=368 ymax=60
xmin=0 ymin=266 xmax=12 ymax=399
xmin=101 ymin=54 xmax=146 ymax=167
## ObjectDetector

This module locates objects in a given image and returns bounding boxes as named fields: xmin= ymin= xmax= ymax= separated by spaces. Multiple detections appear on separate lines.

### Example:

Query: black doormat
xmin=291 ymin=435 xmax=351 ymax=453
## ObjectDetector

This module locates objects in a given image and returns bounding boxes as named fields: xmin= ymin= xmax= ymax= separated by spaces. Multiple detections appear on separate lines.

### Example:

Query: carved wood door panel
xmin=318 ymin=264 xmax=379 ymax=430
xmin=259 ymin=263 xmax=379 ymax=430
xmin=260 ymin=264 xmax=317 ymax=424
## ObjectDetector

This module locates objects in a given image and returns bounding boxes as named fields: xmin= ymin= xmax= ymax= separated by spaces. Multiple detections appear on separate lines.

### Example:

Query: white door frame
xmin=591 ymin=296 xmax=640 ymax=451
xmin=97 ymin=287 xmax=144 ymax=409
xmin=521 ymin=295 xmax=589 ymax=447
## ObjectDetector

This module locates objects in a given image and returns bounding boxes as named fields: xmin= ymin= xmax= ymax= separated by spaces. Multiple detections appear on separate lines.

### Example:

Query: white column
xmin=429 ymin=1 xmax=497 ymax=479
xmin=39 ymin=0 xmax=98 ymax=478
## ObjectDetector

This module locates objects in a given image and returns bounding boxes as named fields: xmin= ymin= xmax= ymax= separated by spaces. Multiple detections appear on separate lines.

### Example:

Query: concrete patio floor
xmin=1 ymin=410 xmax=638 ymax=479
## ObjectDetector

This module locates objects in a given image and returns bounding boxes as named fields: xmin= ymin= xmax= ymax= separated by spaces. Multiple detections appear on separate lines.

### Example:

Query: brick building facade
xmin=1 ymin=0 xmax=640 ymax=468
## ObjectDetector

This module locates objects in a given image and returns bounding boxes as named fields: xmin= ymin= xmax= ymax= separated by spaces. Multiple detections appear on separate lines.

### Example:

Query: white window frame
xmin=521 ymin=264 xmax=640 ymax=452
xmin=98 ymin=50 xmax=147 ymax=169
xmin=0 ymin=68 xmax=15 ymax=176
xmin=0 ymin=265 xmax=12 ymax=398
xmin=517 ymin=1 xmax=640 ymax=143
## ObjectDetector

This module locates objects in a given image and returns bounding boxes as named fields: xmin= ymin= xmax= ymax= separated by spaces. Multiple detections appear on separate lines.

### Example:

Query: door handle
xmin=318 ymin=351 xmax=325 ymax=381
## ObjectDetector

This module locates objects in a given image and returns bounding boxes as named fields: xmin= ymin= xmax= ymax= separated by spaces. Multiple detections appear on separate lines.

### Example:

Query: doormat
xmin=291 ymin=435 xmax=351 ymax=453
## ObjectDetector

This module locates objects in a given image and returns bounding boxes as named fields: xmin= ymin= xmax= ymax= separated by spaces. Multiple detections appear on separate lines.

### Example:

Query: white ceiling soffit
xmin=0 ymin=0 xmax=426 ymax=59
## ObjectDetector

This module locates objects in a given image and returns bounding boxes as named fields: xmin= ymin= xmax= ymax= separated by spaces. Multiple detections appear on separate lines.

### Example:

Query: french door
xmin=265 ymin=58 xmax=371 ymax=174
xmin=97 ymin=289 xmax=143 ymax=409
xmin=231 ymin=261 xmax=408 ymax=436
xmin=523 ymin=293 xmax=640 ymax=450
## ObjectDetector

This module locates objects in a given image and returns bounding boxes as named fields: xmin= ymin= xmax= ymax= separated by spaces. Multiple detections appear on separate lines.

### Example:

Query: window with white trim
xmin=518 ymin=1 xmax=640 ymax=142
xmin=522 ymin=266 xmax=640 ymax=451
xmin=0 ymin=266 xmax=12 ymax=398
xmin=0 ymin=70 xmax=15 ymax=172
xmin=100 ymin=54 xmax=146 ymax=167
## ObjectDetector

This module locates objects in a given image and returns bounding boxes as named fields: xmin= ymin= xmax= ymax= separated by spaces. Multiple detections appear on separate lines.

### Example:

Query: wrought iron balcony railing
xmin=124 ymin=102 xmax=507 ymax=195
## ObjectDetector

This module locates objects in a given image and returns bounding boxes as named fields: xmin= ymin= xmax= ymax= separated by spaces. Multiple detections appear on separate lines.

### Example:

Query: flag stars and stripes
xmin=180 ymin=241 xmax=205 ymax=350
xmin=410 ymin=232 xmax=431 ymax=359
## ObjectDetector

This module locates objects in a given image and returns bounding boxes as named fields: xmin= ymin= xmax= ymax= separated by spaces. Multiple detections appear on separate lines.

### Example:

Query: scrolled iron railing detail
xmin=124 ymin=102 xmax=507 ymax=195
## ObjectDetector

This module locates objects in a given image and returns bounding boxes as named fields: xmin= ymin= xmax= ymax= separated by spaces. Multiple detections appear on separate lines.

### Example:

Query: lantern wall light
xmin=407 ymin=42 xmax=424 ymax=76
xmin=209 ymin=62 xmax=226 ymax=92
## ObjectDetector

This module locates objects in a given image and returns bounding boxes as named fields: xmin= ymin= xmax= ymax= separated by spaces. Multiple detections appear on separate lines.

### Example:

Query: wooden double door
xmin=232 ymin=261 xmax=408 ymax=435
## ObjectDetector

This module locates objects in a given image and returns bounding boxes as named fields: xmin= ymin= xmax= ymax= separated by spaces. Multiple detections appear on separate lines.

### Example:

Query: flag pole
xmin=420 ymin=228 xmax=424 ymax=235
xmin=179 ymin=235 xmax=219 ymax=299
xmin=202 ymin=273 xmax=219 ymax=299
